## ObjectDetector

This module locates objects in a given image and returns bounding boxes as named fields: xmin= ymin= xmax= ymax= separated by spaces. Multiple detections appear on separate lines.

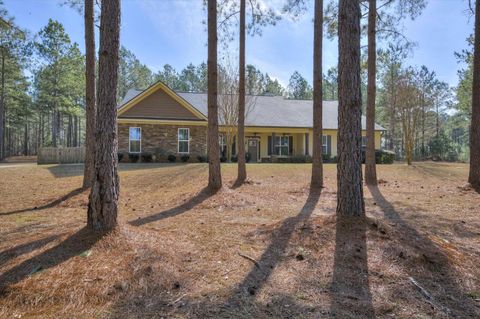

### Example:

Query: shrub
xmin=197 ymin=155 xmax=207 ymax=163
xmin=322 ymin=153 xmax=332 ymax=163
xmin=375 ymin=149 xmax=395 ymax=164
xmin=141 ymin=152 xmax=153 ymax=163
xmin=220 ymin=156 xmax=227 ymax=163
xmin=117 ymin=152 xmax=124 ymax=162
xmin=330 ymin=156 xmax=338 ymax=163
xmin=128 ymin=153 xmax=139 ymax=163
xmin=181 ymin=154 xmax=190 ymax=162
xmin=291 ymin=155 xmax=307 ymax=163
xmin=152 ymin=147 xmax=167 ymax=162
xmin=231 ymin=153 xmax=250 ymax=163
xmin=167 ymin=154 xmax=176 ymax=163
xmin=361 ymin=148 xmax=394 ymax=164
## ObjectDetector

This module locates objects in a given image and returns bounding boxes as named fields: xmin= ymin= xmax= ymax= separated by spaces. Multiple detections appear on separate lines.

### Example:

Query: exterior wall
xmin=248 ymin=129 xmax=383 ymax=159
xmin=118 ymin=123 xmax=207 ymax=160
xmin=121 ymin=89 xmax=201 ymax=120
xmin=118 ymin=122 xmax=383 ymax=162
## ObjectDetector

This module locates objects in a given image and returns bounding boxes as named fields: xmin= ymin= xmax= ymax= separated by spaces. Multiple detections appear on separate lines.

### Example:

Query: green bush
xmin=220 ymin=156 xmax=227 ymax=163
xmin=197 ymin=155 xmax=207 ymax=163
xmin=117 ymin=152 xmax=124 ymax=162
xmin=375 ymin=150 xmax=395 ymax=164
xmin=291 ymin=155 xmax=307 ymax=163
xmin=141 ymin=152 xmax=153 ymax=162
xmin=181 ymin=154 xmax=190 ymax=162
xmin=322 ymin=153 xmax=331 ymax=163
xmin=128 ymin=153 xmax=139 ymax=163
xmin=167 ymin=154 xmax=176 ymax=163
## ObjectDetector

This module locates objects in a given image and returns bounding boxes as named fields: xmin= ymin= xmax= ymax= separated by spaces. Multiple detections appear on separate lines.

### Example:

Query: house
xmin=117 ymin=81 xmax=385 ymax=162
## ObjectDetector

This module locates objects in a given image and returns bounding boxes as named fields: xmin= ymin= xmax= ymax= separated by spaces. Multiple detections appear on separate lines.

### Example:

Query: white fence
xmin=37 ymin=147 xmax=86 ymax=164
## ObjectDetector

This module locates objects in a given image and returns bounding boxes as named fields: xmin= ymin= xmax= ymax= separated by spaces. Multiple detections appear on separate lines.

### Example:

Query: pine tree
xmin=311 ymin=0 xmax=324 ymax=189
xmin=469 ymin=0 xmax=480 ymax=189
xmin=207 ymin=0 xmax=222 ymax=191
xmin=337 ymin=0 xmax=365 ymax=217
xmin=87 ymin=0 xmax=121 ymax=231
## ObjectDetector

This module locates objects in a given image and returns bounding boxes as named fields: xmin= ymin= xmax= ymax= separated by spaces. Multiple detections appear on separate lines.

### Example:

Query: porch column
xmin=305 ymin=133 xmax=309 ymax=156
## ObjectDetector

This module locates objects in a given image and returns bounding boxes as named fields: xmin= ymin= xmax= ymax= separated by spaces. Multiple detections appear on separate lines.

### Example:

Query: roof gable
xmin=117 ymin=82 xmax=207 ymax=121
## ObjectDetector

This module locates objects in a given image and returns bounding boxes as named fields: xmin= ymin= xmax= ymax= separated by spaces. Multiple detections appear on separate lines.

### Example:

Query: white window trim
xmin=219 ymin=134 xmax=226 ymax=149
xmin=178 ymin=128 xmax=190 ymax=154
xmin=274 ymin=135 xmax=290 ymax=156
xmin=322 ymin=135 xmax=328 ymax=154
xmin=129 ymin=127 xmax=141 ymax=153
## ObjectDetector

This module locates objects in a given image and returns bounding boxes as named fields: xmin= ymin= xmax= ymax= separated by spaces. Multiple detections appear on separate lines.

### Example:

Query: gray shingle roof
xmin=120 ymin=89 xmax=385 ymax=130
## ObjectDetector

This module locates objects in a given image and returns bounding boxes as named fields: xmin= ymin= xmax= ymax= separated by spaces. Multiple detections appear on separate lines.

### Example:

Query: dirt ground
xmin=0 ymin=162 xmax=479 ymax=318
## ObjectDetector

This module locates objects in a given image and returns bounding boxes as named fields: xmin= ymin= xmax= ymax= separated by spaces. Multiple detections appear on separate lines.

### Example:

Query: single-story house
xmin=117 ymin=81 xmax=385 ymax=162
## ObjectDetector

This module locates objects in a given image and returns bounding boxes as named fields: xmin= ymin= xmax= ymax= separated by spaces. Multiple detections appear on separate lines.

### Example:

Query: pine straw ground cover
xmin=0 ymin=162 xmax=479 ymax=318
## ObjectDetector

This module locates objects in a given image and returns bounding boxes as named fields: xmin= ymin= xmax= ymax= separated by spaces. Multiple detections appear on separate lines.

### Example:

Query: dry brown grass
xmin=0 ymin=162 xmax=479 ymax=318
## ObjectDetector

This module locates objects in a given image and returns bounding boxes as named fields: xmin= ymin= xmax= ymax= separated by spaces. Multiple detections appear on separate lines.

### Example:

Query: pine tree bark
xmin=337 ymin=0 xmax=365 ymax=216
xmin=87 ymin=0 xmax=121 ymax=232
xmin=469 ymin=0 xmax=480 ymax=189
xmin=24 ymin=120 xmax=28 ymax=155
xmin=311 ymin=0 xmax=324 ymax=189
xmin=388 ymin=67 xmax=396 ymax=154
xmin=83 ymin=0 xmax=96 ymax=189
xmin=236 ymin=0 xmax=247 ymax=184
xmin=207 ymin=0 xmax=222 ymax=191
xmin=0 ymin=52 xmax=5 ymax=160
xmin=365 ymin=0 xmax=377 ymax=185
xmin=52 ymin=110 xmax=57 ymax=147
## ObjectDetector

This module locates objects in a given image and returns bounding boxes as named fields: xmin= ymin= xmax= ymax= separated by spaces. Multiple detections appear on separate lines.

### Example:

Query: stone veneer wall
xmin=118 ymin=123 xmax=207 ymax=161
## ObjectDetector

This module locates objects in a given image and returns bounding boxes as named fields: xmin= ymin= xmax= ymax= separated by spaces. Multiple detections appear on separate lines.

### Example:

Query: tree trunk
xmin=0 ymin=52 xmax=5 ymax=161
xmin=67 ymin=114 xmax=73 ymax=147
xmin=337 ymin=0 xmax=365 ymax=216
xmin=388 ymin=69 xmax=396 ymax=153
xmin=311 ymin=0 xmax=323 ymax=189
xmin=24 ymin=119 xmax=28 ymax=156
xmin=87 ymin=0 xmax=121 ymax=232
xmin=207 ymin=0 xmax=222 ymax=191
xmin=421 ymin=94 xmax=425 ymax=159
xmin=52 ymin=110 xmax=57 ymax=147
xmin=365 ymin=0 xmax=377 ymax=185
xmin=73 ymin=115 xmax=78 ymax=147
xmin=83 ymin=0 xmax=97 ymax=188
xmin=236 ymin=0 xmax=247 ymax=184
xmin=469 ymin=0 xmax=480 ymax=189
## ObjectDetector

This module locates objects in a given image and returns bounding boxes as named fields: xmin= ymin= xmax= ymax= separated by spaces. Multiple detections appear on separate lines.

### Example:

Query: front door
xmin=248 ymin=138 xmax=259 ymax=163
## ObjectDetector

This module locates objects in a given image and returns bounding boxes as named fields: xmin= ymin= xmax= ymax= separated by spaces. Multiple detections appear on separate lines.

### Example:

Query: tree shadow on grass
xmin=0 ymin=187 xmax=85 ymax=216
xmin=330 ymin=216 xmax=375 ymax=318
xmin=128 ymin=187 xmax=217 ymax=226
xmin=0 ymin=234 xmax=62 ymax=268
xmin=368 ymin=185 xmax=480 ymax=317
xmin=0 ymin=227 xmax=102 ymax=293
xmin=197 ymin=188 xmax=321 ymax=317
xmin=46 ymin=163 xmax=195 ymax=178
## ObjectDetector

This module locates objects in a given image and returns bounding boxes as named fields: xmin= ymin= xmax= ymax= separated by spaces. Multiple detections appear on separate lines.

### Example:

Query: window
xmin=219 ymin=134 xmax=226 ymax=157
xmin=178 ymin=128 xmax=189 ymax=153
xmin=129 ymin=127 xmax=141 ymax=153
xmin=322 ymin=135 xmax=328 ymax=154
xmin=274 ymin=136 xmax=289 ymax=156
xmin=362 ymin=136 xmax=367 ymax=147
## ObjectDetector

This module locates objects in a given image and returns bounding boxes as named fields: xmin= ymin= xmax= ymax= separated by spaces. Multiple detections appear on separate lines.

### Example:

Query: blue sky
xmin=4 ymin=0 xmax=475 ymax=88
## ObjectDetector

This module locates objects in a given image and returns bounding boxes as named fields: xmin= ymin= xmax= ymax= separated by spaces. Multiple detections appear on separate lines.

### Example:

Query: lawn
xmin=0 ymin=162 xmax=479 ymax=318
